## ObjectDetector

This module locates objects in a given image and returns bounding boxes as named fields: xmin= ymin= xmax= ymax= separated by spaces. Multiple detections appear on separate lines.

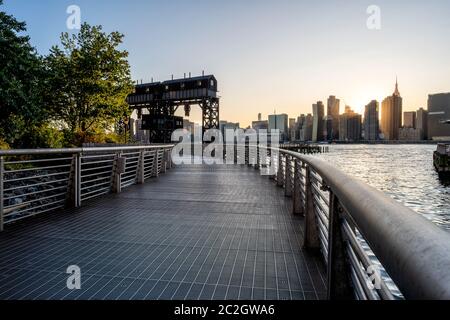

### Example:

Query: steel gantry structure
xmin=127 ymin=74 xmax=220 ymax=143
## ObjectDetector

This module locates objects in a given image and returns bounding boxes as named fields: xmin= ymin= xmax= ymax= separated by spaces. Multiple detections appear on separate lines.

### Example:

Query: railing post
xmin=255 ymin=144 xmax=260 ymax=170
xmin=303 ymin=165 xmax=320 ymax=251
xmin=113 ymin=152 xmax=124 ymax=194
xmin=277 ymin=153 xmax=284 ymax=187
xmin=285 ymin=155 xmax=293 ymax=197
xmin=167 ymin=149 xmax=172 ymax=169
xmin=153 ymin=150 xmax=160 ymax=177
xmin=0 ymin=156 xmax=4 ymax=232
xmin=268 ymin=149 xmax=275 ymax=179
xmin=68 ymin=152 xmax=82 ymax=207
xmin=327 ymin=192 xmax=354 ymax=300
xmin=138 ymin=150 xmax=145 ymax=184
xmin=292 ymin=159 xmax=304 ymax=215
xmin=161 ymin=149 xmax=167 ymax=174
xmin=76 ymin=153 xmax=81 ymax=207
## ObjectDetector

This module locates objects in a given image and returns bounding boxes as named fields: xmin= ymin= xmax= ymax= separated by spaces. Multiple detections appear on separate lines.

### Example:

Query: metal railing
xmin=242 ymin=144 xmax=450 ymax=300
xmin=0 ymin=145 xmax=174 ymax=231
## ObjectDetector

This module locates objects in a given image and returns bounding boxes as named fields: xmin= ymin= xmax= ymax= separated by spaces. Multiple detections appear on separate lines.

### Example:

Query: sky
xmin=3 ymin=0 xmax=450 ymax=127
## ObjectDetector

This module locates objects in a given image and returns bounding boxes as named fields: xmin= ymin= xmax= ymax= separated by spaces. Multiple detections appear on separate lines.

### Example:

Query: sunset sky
xmin=4 ymin=0 xmax=450 ymax=127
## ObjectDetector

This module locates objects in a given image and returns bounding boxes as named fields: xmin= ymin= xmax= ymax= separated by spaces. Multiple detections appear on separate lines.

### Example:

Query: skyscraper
xmin=427 ymin=93 xmax=450 ymax=140
xmin=364 ymin=100 xmax=379 ymax=141
xmin=312 ymin=101 xmax=325 ymax=142
xmin=381 ymin=78 xmax=403 ymax=140
xmin=339 ymin=106 xmax=362 ymax=141
xmin=416 ymin=107 xmax=428 ymax=140
xmin=268 ymin=113 xmax=289 ymax=142
xmin=403 ymin=111 xmax=416 ymax=128
xmin=289 ymin=118 xmax=296 ymax=141
xmin=299 ymin=114 xmax=313 ymax=141
xmin=327 ymin=95 xmax=340 ymax=140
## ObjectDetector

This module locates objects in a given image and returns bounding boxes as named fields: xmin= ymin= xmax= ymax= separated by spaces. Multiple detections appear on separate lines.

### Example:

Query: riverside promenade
xmin=0 ymin=163 xmax=326 ymax=300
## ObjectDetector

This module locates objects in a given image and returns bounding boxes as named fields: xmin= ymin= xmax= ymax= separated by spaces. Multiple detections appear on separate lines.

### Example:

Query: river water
xmin=313 ymin=144 xmax=450 ymax=231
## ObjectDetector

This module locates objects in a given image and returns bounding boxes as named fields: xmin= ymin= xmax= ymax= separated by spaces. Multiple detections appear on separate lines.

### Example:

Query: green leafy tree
xmin=45 ymin=23 xmax=134 ymax=146
xmin=0 ymin=0 xmax=48 ymax=147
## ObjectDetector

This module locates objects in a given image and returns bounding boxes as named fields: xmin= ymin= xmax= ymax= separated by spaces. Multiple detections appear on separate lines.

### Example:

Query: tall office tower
xmin=381 ymin=78 xmax=403 ymax=140
xmin=297 ymin=114 xmax=306 ymax=131
xmin=258 ymin=113 xmax=262 ymax=121
xmin=324 ymin=115 xmax=333 ymax=141
xmin=327 ymin=95 xmax=340 ymax=140
xmin=427 ymin=93 xmax=450 ymax=140
xmin=312 ymin=101 xmax=325 ymax=142
xmin=268 ymin=113 xmax=289 ymax=141
xmin=416 ymin=107 xmax=428 ymax=140
xmin=364 ymin=100 xmax=380 ymax=140
xmin=339 ymin=106 xmax=362 ymax=141
xmin=300 ymin=114 xmax=313 ymax=141
xmin=403 ymin=111 xmax=416 ymax=128
xmin=289 ymin=118 xmax=296 ymax=141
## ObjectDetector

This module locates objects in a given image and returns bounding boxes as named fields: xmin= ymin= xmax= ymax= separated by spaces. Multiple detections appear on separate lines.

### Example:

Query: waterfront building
xmin=428 ymin=93 xmax=450 ymax=140
xmin=312 ymin=101 xmax=325 ymax=142
xmin=364 ymin=100 xmax=380 ymax=141
xmin=251 ymin=120 xmax=268 ymax=131
xmin=399 ymin=127 xmax=422 ymax=141
xmin=252 ymin=113 xmax=269 ymax=132
xmin=339 ymin=106 xmax=362 ymax=141
xmin=324 ymin=115 xmax=333 ymax=141
xmin=404 ymin=111 xmax=416 ymax=128
xmin=289 ymin=118 xmax=297 ymax=141
xmin=417 ymin=107 xmax=428 ymax=140
xmin=296 ymin=115 xmax=305 ymax=141
xmin=268 ymin=113 xmax=289 ymax=142
xmin=327 ymin=95 xmax=340 ymax=140
xmin=381 ymin=79 xmax=403 ymax=140
xmin=300 ymin=114 xmax=313 ymax=141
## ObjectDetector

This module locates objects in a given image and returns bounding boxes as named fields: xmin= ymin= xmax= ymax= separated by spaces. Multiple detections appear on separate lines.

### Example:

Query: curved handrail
xmin=271 ymin=146 xmax=450 ymax=299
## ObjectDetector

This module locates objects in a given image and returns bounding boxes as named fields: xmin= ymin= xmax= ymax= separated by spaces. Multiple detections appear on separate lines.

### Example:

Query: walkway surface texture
xmin=0 ymin=164 xmax=326 ymax=300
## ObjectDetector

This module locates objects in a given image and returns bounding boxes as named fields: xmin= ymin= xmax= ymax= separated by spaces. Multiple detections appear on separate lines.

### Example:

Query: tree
xmin=0 ymin=0 xmax=48 ymax=147
xmin=45 ymin=23 xmax=134 ymax=146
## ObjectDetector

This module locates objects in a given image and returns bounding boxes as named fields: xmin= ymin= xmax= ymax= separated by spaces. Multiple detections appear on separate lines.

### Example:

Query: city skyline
xmin=4 ymin=0 xmax=450 ymax=127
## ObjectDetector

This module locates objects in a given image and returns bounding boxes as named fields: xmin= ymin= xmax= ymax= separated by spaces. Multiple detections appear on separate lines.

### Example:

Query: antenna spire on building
xmin=394 ymin=76 xmax=400 ymax=96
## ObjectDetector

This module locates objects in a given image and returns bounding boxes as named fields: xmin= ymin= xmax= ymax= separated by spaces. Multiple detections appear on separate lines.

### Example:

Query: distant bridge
xmin=0 ymin=144 xmax=449 ymax=300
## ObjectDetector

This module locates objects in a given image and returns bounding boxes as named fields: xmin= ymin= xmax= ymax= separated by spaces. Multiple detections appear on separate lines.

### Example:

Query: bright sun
xmin=343 ymin=89 xmax=385 ymax=114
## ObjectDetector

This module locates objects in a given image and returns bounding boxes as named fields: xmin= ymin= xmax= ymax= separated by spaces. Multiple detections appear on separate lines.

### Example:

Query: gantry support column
xmin=201 ymin=98 xmax=220 ymax=136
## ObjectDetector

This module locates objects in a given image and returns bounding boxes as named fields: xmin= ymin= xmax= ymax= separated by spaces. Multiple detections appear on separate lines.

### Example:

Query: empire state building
xmin=381 ymin=78 xmax=403 ymax=140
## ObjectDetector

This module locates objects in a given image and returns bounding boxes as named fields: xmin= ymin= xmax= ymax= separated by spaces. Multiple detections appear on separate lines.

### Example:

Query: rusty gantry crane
xmin=127 ymin=74 xmax=220 ymax=143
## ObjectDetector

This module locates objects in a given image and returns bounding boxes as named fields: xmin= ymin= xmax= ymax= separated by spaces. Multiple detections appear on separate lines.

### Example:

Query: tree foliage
xmin=45 ymin=23 xmax=134 ymax=145
xmin=1 ymin=2 xmax=134 ymax=148
xmin=0 ymin=0 xmax=48 ymax=147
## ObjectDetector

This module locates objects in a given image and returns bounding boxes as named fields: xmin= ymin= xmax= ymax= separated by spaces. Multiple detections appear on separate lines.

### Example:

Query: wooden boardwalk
xmin=0 ymin=164 xmax=326 ymax=300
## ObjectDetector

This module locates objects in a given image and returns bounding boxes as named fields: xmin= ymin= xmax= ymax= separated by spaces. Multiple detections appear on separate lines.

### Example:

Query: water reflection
xmin=314 ymin=144 xmax=450 ymax=231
